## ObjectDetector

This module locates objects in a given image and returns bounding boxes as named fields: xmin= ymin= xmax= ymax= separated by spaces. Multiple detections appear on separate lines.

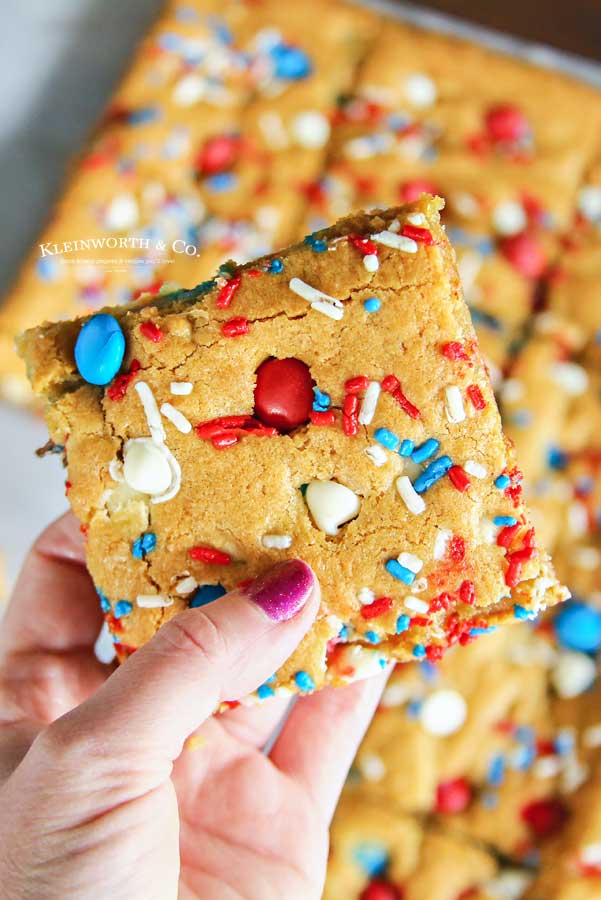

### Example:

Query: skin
xmin=0 ymin=513 xmax=387 ymax=899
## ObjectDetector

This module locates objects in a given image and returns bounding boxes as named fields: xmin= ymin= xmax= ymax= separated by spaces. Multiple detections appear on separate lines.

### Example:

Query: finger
xmin=216 ymin=696 xmax=291 ymax=750
xmin=47 ymin=560 xmax=320 ymax=767
xmin=0 ymin=512 xmax=101 ymax=659
xmin=270 ymin=668 xmax=390 ymax=823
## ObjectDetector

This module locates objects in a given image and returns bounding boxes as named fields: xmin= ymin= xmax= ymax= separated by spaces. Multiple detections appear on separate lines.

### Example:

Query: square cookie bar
xmin=18 ymin=196 xmax=567 ymax=697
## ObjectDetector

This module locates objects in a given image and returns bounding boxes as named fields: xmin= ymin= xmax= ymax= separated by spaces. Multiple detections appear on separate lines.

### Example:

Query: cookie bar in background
xmin=0 ymin=0 xmax=378 ymax=404
xmin=18 ymin=197 xmax=567 ymax=696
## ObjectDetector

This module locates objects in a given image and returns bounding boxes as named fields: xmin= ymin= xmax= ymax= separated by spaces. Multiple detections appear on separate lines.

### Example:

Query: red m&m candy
xmin=360 ymin=880 xmax=403 ymax=900
xmin=400 ymin=179 xmax=440 ymax=203
xmin=254 ymin=358 xmax=314 ymax=432
xmin=485 ymin=104 xmax=531 ymax=144
xmin=195 ymin=134 xmax=241 ymax=175
xmin=520 ymin=798 xmax=568 ymax=838
xmin=500 ymin=232 xmax=546 ymax=278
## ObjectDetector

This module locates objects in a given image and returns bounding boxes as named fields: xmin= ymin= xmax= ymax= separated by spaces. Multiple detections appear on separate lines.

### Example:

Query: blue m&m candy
xmin=270 ymin=44 xmax=312 ymax=81
xmin=74 ymin=313 xmax=125 ymax=385
xmin=555 ymin=602 xmax=601 ymax=653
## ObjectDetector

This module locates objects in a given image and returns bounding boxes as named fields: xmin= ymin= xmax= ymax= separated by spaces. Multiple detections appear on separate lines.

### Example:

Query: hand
xmin=0 ymin=514 xmax=387 ymax=899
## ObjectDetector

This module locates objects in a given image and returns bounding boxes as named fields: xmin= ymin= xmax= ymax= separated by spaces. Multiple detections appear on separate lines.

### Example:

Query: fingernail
xmin=245 ymin=559 xmax=315 ymax=622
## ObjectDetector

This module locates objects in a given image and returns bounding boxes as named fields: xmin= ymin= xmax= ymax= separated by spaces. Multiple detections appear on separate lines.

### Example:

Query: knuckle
xmin=158 ymin=609 xmax=230 ymax=668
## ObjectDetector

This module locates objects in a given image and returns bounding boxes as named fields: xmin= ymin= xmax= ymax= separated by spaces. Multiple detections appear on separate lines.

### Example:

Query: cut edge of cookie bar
xmin=18 ymin=195 xmax=568 ymax=700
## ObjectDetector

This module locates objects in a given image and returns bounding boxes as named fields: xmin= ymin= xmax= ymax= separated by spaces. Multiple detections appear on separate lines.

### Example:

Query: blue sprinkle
xmin=338 ymin=625 xmax=349 ymax=641
xmin=399 ymin=439 xmax=414 ymax=457
xmin=513 ymin=744 xmax=536 ymax=771
xmin=555 ymin=602 xmax=601 ymax=652
xmin=312 ymin=387 xmax=330 ymax=411
xmin=270 ymin=44 xmax=312 ymax=81
xmin=488 ymin=754 xmax=505 ymax=787
xmin=406 ymin=699 xmax=422 ymax=718
xmin=514 ymin=604 xmax=535 ymax=621
xmin=470 ymin=626 xmax=497 ymax=636
xmin=75 ymin=313 xmax=126 ymax=386
xmin=419 ymin=660 xmax=438 ymax=681
xmin=128 ymin=107 xmax=160 ymax=125
xmin=364 ymin=296 xmax=381 ymax=313
xmin=493 ymin=516 xmax=517 ymax=527
xmin=111 ymin=633 xmax=121 ymax=644
xmin=469 ymin=306 xmax=502 ymax=332
xmin=36 ymin=256 xmax=60 ymax=282
xmin=374 ymin=427 xmax=400 ymax=451
xmin=265 ymin=674 xmax=277 ymax=684
xmin=495 ymin=474 xmax=511 ymax=489
xmin=547 ymin=446 xmax=568 ymax=470
xmin=411 ymin=438 xmax=440 ymax=464
xmin=205 ymin=172 xmax=237 ymax=192
xmin=412 ymin=644 xmax=426 ymax=659
xmin=257 ymin=684 xmax=275 ymax=699
xmin=114 ymin=600 xmax=133 ymax=619
xmin=157 ymin=32 xmax=182 ymax=52
xmin=268 ymin=258 xmax=283 ymax=274
xmin=132 ymin=532 xmax=157 ymax=559
xmin=310 ymin=239 xmax=327 ymax=252
xmin=97 ymin=588 xmax=111 ymax=613
xmin=294 ymin=671 xmax=315 ymax=692
xmin=364 ymin=631 xmax=380 ymax=644
xmin=190 ymin=583 xmax=227 ymax=608
xmin=516 ymin=725 xmax=535 ymax=744
xmin=396 ymin=614 xmax=410 ymax=633
xmin=352 ymin=843 xmax=388 ymax=878
xmin=481 ymin=791 xmax=498 ymax=809
xmin=386 ymin=559 xmax=415 ymax=585
xmin=555 ymin=730 xmax=575 ymax=756
xmin=510 ymin=410 xmax=533 ymax=428
xmin=413 ymin=456 xmax=453 ymax=494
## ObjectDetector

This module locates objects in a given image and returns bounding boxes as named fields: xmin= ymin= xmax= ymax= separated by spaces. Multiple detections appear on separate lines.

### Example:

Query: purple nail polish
xmin=245 ymin=559 xmax=314 ymax=621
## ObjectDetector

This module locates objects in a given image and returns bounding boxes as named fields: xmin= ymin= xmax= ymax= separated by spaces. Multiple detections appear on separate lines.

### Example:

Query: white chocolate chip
xmin=358 ymin=587 xmax=376 ymax=606
xmin=170 ymin=381 xmax=193 ymax=395
xmin=552 ymin=651 xmax=596 ymax=698
xmin=360 ymin=754 xmax=386 ymax=781
xmin=420 ymin=689 xmax=467 ymax=736
xmin=404 ymin=72 xmax=437 ymax=108
xmin=549 ymin=361 xmax=588 ymax=396
xmin=172 ymin=73 xmax=206 ymax=106
xmin=305 ymin=480 xmax=361 ymax=536
xmin=94 ymin=622 xmax=116 ymax=664
xmin=491 ymin=200 xmax=527 ymax=236
xmin=262 ymin=534 xmax=293 ymax=549
xmin=577 ymin=185 xmax=601 ymax=223
xmin=105 ymin=192 xmax=139 ymax=231
xmin=123 ymin=438 xmax=172 ymax=495
xmin=291 ymin=111 xmax=330 ymax=148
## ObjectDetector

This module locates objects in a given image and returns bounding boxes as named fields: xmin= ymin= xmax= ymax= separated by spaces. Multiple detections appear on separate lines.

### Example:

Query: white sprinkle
xmin=412 ymin=576 xmax=428 ymax=593
xmin=552 ymin=651 xmax=597 ymax=698
xmin=404 ymin=73 xmax=437 ymax=108
xmin=176 ymin=576 xmax=198 ymax=596
xmin=94 ymin=621 xmax=116 ymax=664
xmin=574 ymin=547 xmax=601 ymax=570
xmin=291 ymin=110 xmax=330 ymax=148
xmin=491 ymin=200 xmax=527 ymax=236
xmin=404 ymin=595 xmax=429 ymax=614
xmin=358 ymin=587 xmax=376 ymax=606
xmin=358 ymin=381 xmax=381 ymax=425
xmin=532 ymin=755 xmax=562 ymax=779
xmin=444 ymin=385 xmax=466 ymax=423
xmin=170 ymin=381 xmax=193 ymax=395
xmin=289 ymin=277 xmax=344 ymax=320
xmin=568 ymin=501 xmax=589 ymax=537
xmin=433 ymin=529 xmax=452 ymax=560
xmin=160 ymin=402 xmax=192 ymax=434
xmin=464 ymin=460 xmax=487 ymax=479
xmin=360 ymin=753 xmax=386 ymax=781
xmin=420 ymin=689 xmax=467 ymax=736
xmin=258 ymin=111 xmax=290 ymax=150
xmin=172 ymin=73 xmax=206 ymax=106
xmin=483 ymin=870 xmax=534 ymax=900
xmin=407 ymin=212 xmax=426 ymax=226
xmin=549 ymin=361 xmax=588 ymax=395
xmin=501 ymin=378 xmax=524 ymax=404
xmin=397 ymin=551 xmax=422 ymax=574
xmin=136 ymin=594 xmax=174 ymax=608
xmin=577 ymin=185 xmax=601 ymax=223
xmin=363 ymin=253 xmax=379 ymax=272
xmin=583 ymin=724 xmax=601 ymax=748
xmin=262 ymin=534 xmax=293 ymax=549
xmin=396 ymin=475 xmax=426 ymax=515
xmin=562 ymin=755 xmax=588 ymax=793
xmin=365 ymin=444 xmax=388 ymax=466
xmin=371 ymin=230 xmax=418 ymax=253
xmin=581 ymin=844 xmax=601 ymax=867
xmin=387 ymin=218 xmax=401 ymax=233
xmin=135 ymin=382 xmax=166 ymax=445
xmin=452 ymin=192 xmax=480 ymax=219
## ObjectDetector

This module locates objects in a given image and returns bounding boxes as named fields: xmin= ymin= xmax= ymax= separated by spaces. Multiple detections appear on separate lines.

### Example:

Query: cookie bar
xmin=18 ymin=196 xmax=567 ymax=696
xmin=0 ymin=0 xmax=377 ymax=403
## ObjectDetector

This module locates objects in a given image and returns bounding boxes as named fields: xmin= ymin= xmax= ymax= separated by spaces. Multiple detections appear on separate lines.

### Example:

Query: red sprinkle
xmin=345 ymin=375 xmax=370 ymax=394
xmin=459 ymin=580 xmax=475 ymax=605
xmin=216 ymin=274 xmax=241 ymax=309
xmin=467 ymin=384 xmax=486 ymax=410
xmin=401 ymin=224 xmax=435 ymax=245
xmin=343 ymin=393 xmax=360 ymax=436
xmin=400 ymin=178 xmax=440 ymax=202
xmin=246 ymin=268 xmax=261 ymax=278
xmin=449 ymin=535 xmax=466 ymax=563
xmin=425 ymin=644 xmax=444 ymax=662
xmin=436 ymin=778 xmax=472 ymax=814
xmin=65 ymin=480 xmax=72 ymax=495
xmin=381 ymin=374 xmax=400 ymax=393
xmin=442 ymin=341 xmax=470 ymax=361
xmin=504 ymin=547 xmax=536 ymax=587
xmin=190 ymin=545 xmax=231 ymax=565
xmin=382 ymin=374 xmax=420 ymax=419
xmin=309 ymin=410 xmax=337 ymax=426
xmin=485 ymin=104 xmax=530 ymax=144
xmin=497 ymin=523 xmax=520 ymax=548
xmin=361 ymin=596 xmax=393 ymax=620
xmin=429 ymin=592 xmax=452 ymax=612
xmin=448 ymin=466 xmax=471 ymax=492
xmin=410 ymin=616 xmax=431 ymax=628
xmin=347 ymin=233 xmax=378 ymax=257
xmin=107 ymin=359 xmax=141 ymax=402
xmin=139 ymin=321 xmax=164 ymax=343
xmin=221 ymin=316 xmax=250 ymax=337
xmin=212 ymin=433 xmax=239 ymax=450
